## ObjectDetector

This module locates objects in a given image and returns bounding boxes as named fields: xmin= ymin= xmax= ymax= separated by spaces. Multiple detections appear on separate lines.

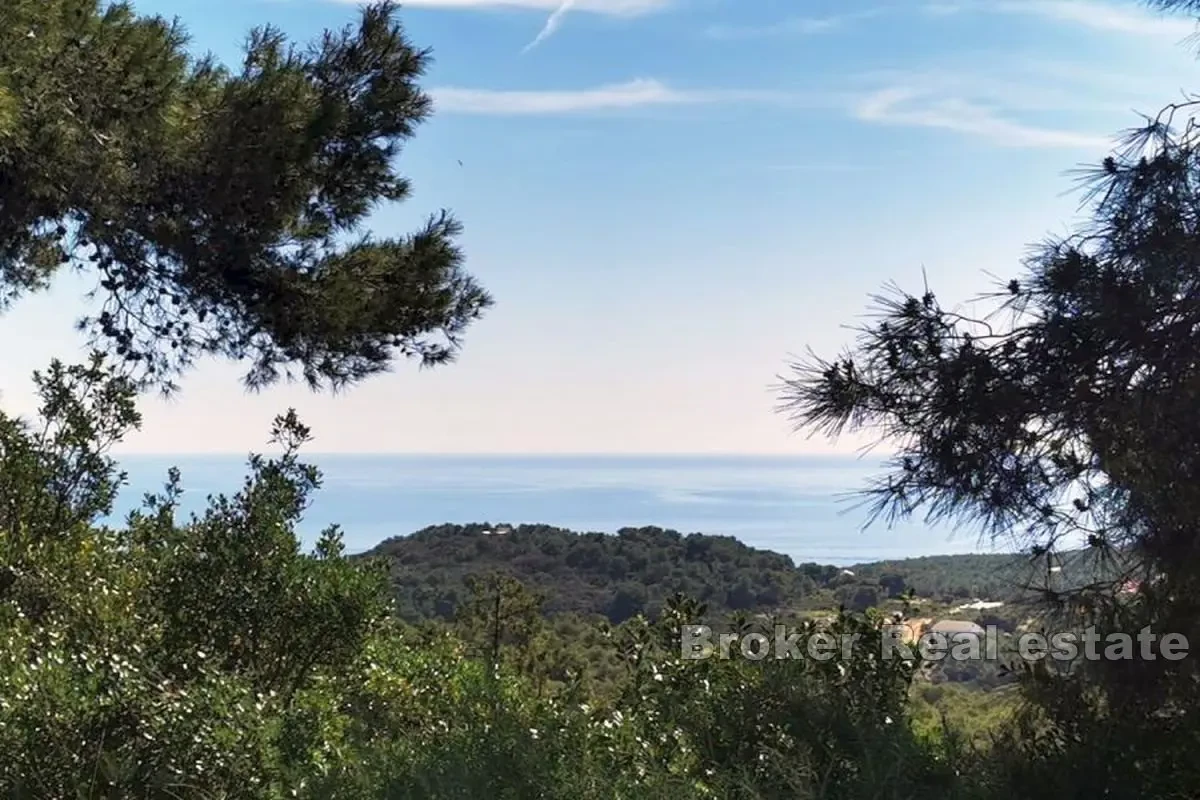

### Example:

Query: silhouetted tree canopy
xmin=1149 ymin=0 xmax=1200 ymax=14
xmin=0 ymin=0 xmax=490 ymax=392
xmin=779 ymin=83 xmax=1200 ymax=734
xmin=780 ymin=96 xmax=1200 ymax=607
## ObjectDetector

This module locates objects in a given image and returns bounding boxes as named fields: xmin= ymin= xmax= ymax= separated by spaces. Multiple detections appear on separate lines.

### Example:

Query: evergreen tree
xmin=777 ymin=3 xmax=1200 ymax=792
xmin=0 ymin=0 xmax=490 ymax=392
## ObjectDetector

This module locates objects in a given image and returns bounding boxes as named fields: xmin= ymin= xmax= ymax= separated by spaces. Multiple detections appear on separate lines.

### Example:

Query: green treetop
xmin=0 ymin=0 xmax=490 ymax=393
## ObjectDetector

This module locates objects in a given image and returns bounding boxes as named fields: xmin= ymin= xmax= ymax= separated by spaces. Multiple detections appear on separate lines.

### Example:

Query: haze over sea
xmin=108 ymin=455 xmax=1013 ymax=566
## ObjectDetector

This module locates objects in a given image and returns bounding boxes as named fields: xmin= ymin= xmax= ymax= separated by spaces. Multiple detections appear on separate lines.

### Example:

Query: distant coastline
xmin=107 ymin=453 xmax=1015 ymax=565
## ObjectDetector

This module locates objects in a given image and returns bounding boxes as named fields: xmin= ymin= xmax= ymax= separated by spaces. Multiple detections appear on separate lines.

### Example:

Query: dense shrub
xmin=0 ymin=360 xmax=965 ymax=799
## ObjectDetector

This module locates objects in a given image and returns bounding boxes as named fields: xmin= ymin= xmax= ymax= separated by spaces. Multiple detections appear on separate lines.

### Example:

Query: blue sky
xmin=2 ymin=0 xmax=1198 ymax=453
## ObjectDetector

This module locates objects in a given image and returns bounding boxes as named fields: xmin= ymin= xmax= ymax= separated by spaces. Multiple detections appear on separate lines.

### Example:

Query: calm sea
xmin=105 ymin=455 xmax=1007 ymax=566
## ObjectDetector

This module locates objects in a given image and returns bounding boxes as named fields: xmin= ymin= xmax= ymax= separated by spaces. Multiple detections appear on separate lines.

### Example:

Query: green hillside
xmin=363 ymin=522 xmax=1093 ymax=622
xmin=364 ymin=522 xmax=811 ymax=622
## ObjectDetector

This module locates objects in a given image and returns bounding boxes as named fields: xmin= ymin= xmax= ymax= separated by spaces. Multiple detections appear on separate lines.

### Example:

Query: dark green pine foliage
xmin=778 ymin=98 xmax=1200 ymax=621
xmin=777 ymin=82 xmax=1200 ymax=799
xmin=0 ymin=0 xmax=490 ymax=392
xmin=1147 ymin=0 xmax=1200 ymax=13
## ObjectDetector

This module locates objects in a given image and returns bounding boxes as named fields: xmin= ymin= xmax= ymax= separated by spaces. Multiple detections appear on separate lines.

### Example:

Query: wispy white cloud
xmin=1012 ymin=0 xmax=1197 ymax=36
xmin=523 ymin=0 xmax=578 ymax=51
xmin=430 ymin=71 xmax=1116 ymax=152
xmin=855 ymin=86 xmax=1112 ymax=149
xmin=704 ymin=1 xmax=1194 ymax=41
xmin=705 ymin=9 xmax=882 ymax=39
xmin=394 ymin=0 xmax=667 ymax=53
xmin=393 ymin=0 xmax=668 ymax=14
xmin=924 ymin=0 xmax=1197 ymax=38
xmin=430 ymin=78 xmax=799 ymax=114
xmin=432 ymin=79 xmax=705 ymax=115
xmin=853 ymin=66 xmax=1141 ymax=113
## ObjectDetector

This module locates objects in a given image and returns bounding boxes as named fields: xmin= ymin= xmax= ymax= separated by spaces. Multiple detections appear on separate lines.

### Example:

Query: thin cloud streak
xmin=523 ymin=0 xmax=577 ymax=51
xmin=391 ymin=0 xmax=668 ymax=14
xmin=1014 ymin=0 xmax=1196 ymax=36
xmin=925 ymin=0 xmax=1197 ymax=38
xmin=430 ymin=79 xmax=801 ymax=114
xmin=431 ymin=75 xmax=1115 ymax=151
xmin=855 ymin=86 xmax=1112 ymax=149
xmin=703 ymin=0 xmax=1193 ymax=41
xmin=431 ymin=79 xmax=695 ymax=114
xmin=853 ymin=66 xmax=1150 ymax=113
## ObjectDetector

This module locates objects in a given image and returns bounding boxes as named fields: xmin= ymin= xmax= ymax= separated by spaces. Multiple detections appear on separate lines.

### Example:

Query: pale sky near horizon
xmin=2 ymin=0 xmax=1198 ymax=454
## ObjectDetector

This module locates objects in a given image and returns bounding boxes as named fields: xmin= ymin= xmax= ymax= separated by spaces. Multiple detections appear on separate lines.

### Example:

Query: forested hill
xmin=849 ymin=550 xmax=1127 ymax=603
xmin=362 ymin=523 xmax=1049 ymax=623
xmin=365 ymin=523 xmax=833 ymax=622
xmin=848 ymin=553 xmax=1029 ymax=601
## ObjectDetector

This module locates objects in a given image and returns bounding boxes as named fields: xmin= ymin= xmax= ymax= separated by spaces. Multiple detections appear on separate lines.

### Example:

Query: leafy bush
xmin=0 ymin=359 xmax=969 ymax=799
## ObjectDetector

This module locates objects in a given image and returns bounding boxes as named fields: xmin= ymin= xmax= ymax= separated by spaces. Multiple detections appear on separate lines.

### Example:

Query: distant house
xmin=950 ymin=600 xmax=1005 ymax=613
xmin=927 ymin=620 xmax=986 ymax=638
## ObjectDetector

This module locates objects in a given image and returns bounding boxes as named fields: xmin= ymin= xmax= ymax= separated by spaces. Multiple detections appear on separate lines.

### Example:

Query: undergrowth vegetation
xmin=1 ymin=360 xmax=1197 ymax=798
